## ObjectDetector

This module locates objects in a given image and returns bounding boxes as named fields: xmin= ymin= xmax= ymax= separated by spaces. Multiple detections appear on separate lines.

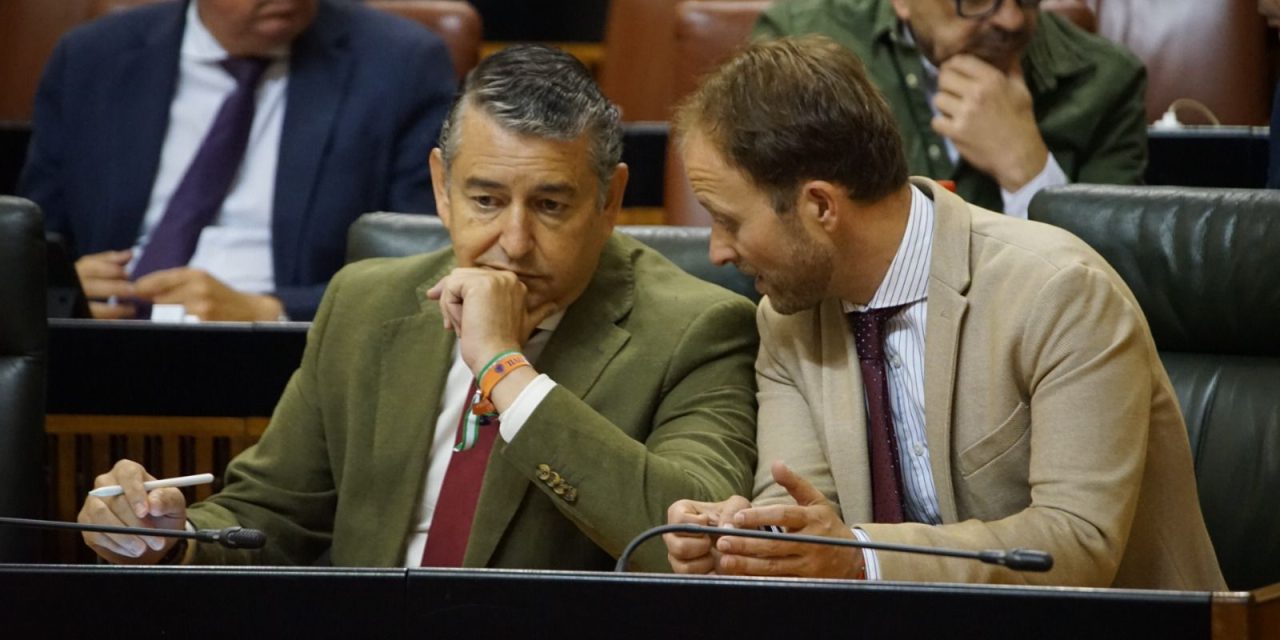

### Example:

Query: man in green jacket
xmin=755 ymin=0 xmax=1147 ymax=217
xmin=76 ymin=45 xmax=759 ymax=572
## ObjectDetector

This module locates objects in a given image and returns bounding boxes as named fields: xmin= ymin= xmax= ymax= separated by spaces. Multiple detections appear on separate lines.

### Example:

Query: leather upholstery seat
xmin=365 ymin=0 xmax=483 ymax=81
xmin=0 ymin=196 xmax=48 ymax=561
xmin=345 ymin=211 xmax=757 ymax=302
xmin=1029 ymin=184 xmax=1280 ymax=590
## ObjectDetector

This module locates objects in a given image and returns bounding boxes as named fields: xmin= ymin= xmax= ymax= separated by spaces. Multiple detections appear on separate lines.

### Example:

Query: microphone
xmin=0 ymin=515 xmax=267 ymax=550
xmin=615 ymin=523 xmax=1052 ymax=573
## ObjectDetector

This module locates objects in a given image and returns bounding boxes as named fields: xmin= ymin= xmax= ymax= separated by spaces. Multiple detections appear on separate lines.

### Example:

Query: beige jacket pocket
xmin=957 ymin=401 xmax=1031 ymax=478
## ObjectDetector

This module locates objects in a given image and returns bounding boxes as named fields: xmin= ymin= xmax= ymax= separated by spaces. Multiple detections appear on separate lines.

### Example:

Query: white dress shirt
xmin=402 ymin=313 xmax=563 ymax=565
xmin=842 ymin=184 xmax=942 ymax=578
xmin=129 ymin=1 xmax=289 ymax=294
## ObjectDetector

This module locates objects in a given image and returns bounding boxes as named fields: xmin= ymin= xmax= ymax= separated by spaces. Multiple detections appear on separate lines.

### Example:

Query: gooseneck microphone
xmin=0 ymin=515 xmax=267 ymax=550
xmin=615 ymin=523 xmax=1052 ymax=573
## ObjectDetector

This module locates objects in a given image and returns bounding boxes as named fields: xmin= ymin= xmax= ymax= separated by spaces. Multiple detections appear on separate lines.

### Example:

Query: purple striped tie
xmin=849 ymin=304 xmax=908 ymax=524
xmin=132 ymin=56 xmax=270 ymax=279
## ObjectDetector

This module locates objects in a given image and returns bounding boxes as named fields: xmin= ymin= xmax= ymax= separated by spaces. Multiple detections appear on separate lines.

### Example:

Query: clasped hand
xmin=665 ymin=461 xmax=865 ymax=579
xmin=426 ymin=268 xmax=557 ymax=374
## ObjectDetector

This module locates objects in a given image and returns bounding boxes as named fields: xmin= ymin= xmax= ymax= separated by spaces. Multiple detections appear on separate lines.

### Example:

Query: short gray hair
xmin=438 ymin=45 xmax=623 ymax=203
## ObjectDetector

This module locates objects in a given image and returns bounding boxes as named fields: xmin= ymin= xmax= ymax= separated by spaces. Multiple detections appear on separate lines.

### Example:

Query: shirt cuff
xmin=851 ymin=527 xmax=881 ymax=580
xmin=999 ymin=153 xmax=1068 ymax=220
xmin=498 ymin=373 xmax=557 ymax=442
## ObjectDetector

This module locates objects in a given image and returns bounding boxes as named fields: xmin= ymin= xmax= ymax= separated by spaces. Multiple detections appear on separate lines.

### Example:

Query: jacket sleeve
xmin=751 ymin=301 xmax=841 ymax=510
xmin=186 ymin=268 xmax=348 ymax=565
xmin=1073 ymin=58 xmax=1148 ymax=187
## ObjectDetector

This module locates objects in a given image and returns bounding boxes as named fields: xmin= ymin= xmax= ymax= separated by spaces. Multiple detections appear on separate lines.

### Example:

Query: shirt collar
xmin=536 ymin=310 xmax=566 ymax=332
xmin=842 ymin=184 xmax=935 ymax=313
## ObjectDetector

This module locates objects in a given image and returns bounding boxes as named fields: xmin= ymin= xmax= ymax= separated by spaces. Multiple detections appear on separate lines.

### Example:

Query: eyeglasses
xmin=955 ymin=0 xmax=1042 ymax=20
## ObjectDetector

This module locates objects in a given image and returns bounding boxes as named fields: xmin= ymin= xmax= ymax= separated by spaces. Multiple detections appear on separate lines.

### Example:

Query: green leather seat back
xmin=1031 ymin=184 xmax=1280 ymax=590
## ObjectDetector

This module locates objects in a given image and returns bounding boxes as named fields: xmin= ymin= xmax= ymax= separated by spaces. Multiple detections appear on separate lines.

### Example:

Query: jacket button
xmin=563 ymin=488 xmax=578 ymax=503
xmin=536 ymin=464 xmax=551 ymax=481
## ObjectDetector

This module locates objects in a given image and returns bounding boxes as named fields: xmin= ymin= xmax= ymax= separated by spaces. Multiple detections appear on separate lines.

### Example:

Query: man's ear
xmin=429 ymin=148 xmax=451 ymax=226
xmin=799 ymin=180 xmax=843 ymax=234
xmin=602 ymin=163 xmax=630 ymax=226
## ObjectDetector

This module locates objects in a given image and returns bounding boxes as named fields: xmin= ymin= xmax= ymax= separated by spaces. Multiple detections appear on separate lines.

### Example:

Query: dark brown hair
xmin=675 ymin=35 xmax=908 ymax=212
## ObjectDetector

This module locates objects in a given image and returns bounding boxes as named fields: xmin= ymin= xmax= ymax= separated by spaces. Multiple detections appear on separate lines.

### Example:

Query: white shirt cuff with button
xmin=851 ymin=527 xmax=881 ymax=580
xmin=497 ymin=373 xmax=557 ymax=442
xmin=999 ymin=153 xmax=1067 ymax=220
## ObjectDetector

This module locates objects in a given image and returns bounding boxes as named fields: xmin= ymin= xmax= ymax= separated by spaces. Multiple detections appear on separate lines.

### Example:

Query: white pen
xmin=88 ymin=473 xmax=215 ymax=498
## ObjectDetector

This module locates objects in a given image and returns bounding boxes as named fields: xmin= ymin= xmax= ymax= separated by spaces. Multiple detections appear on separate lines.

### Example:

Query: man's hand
xmin=664 ymin=495 xmax=752 ymax=574
xmin=77 ymin=459 xmax=188 ymax=564
xmin=75 ymin=249 xmax=137 ymax=319
xmin=932 ymin=55 xmax=1048 ymax=193
xmin=714 ymin=461 xmax=865 ymax=579
xmin=425 ymin=268 xmax=557 ymax=375
xmin=134 ymin=267 xmax=284 ymax=321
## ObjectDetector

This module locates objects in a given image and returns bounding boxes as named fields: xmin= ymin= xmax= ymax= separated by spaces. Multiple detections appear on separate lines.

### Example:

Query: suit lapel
xmin=272 ymin=2 xmax=353 ymax=283
xmin=820 ymin=300 xmax=875 ymax=525
xmin=107 ymin=5 xmax=183 ymax=249
xmin=366 ymin=260 xmax=456 ymax=565
xmin=465 ymin=234 xmax=635 ymax=567
xmin=915 ymin=178 xmax=970 ymax=524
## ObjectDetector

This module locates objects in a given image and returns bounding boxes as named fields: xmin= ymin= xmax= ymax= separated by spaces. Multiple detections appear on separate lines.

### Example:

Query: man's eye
xmin=471 ymin=195 xmax=499 ymax=210
xmin=713 ymin=215 xmax=739 ymax=234
xmin=539 ymin=199 xmax=568 ymax=214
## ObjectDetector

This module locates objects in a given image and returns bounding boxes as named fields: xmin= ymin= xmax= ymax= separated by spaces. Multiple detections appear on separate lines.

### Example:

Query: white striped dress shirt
xmin=844 ymin=183 xmax=947 ymax=578
xmin=842 ymin=185 xmax=942 ymax=577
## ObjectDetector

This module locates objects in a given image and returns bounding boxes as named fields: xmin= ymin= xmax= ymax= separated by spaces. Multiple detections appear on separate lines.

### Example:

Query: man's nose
xmin=988 ymin=0 xmax=1029 ymax=31
xmin=499 ymin=207 xmax=535 ymax=259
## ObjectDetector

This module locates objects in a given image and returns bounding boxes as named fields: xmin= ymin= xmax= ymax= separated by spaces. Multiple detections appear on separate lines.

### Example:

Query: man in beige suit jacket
xmin=76 ymin=45 xmax=758 ymax=572
xmin=665 ymin=35 xmax=1224 ymax=589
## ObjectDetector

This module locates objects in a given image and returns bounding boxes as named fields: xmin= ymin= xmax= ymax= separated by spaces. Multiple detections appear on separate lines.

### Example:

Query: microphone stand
xmin=615 ymin=523 xmax=1053 ymax=573
xmin=0 ymin=515 xmax=266 ymax=549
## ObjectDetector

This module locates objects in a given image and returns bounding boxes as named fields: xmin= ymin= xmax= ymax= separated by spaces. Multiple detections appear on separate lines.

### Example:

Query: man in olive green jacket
xmin=755 ymin=0 xmax=1147 ymax=217
xmin=77 ymin=45 xmax=758 ymax=573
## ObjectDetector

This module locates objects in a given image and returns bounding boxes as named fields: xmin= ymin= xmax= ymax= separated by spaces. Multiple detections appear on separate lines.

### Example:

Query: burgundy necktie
xmin=849 ymin=304 xmax=909 ymax=523
xmin=132 ymin=56 xmax=270 ymax=280
xmin=420 ymin=381 xmax=499 ymax=567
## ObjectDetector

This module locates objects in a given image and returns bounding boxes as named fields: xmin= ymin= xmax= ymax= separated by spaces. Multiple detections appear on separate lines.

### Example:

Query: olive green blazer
xmin=188 ymin=233 xmax=759 ymax=572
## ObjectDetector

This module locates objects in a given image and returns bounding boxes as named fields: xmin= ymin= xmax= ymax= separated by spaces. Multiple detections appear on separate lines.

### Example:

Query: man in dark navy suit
xmin=19 ymin=0 xmax=456 ymax=321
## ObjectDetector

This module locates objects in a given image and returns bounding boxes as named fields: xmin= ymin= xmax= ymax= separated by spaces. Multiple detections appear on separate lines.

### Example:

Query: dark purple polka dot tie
xmin=849 ymin=304 xmax=908 ymax=524
xmin=131 ymin=56 xmax=270 ymax=280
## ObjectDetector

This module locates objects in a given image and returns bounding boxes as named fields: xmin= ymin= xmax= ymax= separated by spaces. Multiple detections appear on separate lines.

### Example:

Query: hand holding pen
xmin=77 ymin=460 xmax=206 ymax=563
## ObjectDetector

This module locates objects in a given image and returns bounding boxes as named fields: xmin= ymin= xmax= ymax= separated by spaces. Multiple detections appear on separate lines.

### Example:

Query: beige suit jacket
xmin=754 ymin=178 xmax=1225 ymax=589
